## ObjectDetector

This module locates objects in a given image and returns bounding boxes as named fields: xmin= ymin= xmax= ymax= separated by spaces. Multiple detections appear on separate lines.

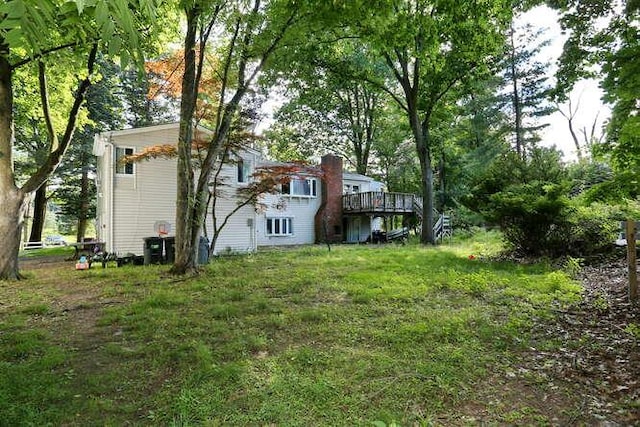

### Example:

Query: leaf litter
xmin=524 ymin=256 xmax=640 ymax=424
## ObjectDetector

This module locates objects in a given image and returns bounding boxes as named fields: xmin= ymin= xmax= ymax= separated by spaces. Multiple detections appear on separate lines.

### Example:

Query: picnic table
xmin=68 ymin=241 xmax=105 ymax=260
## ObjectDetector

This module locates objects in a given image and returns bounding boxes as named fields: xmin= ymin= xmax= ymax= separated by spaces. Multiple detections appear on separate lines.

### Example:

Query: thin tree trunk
xmin=510 ymin=25 xmax=523 ymax=158
xmin=29 ymin=183 xmax=47 ymax=242
xmin=567 ymin=115 xmax=583 ymax=160
xmin=76 ymin=163 xmax=90 ymax=242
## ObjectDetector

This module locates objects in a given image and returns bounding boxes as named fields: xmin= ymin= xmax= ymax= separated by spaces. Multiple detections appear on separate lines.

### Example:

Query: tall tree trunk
xmin=417 ymin=136 xmax=435 ymax=245
xmin=76 ymin=163 xmax=90 ymax=242
xmin=0 ymin=61 xmax=28 ymax=277
xmin=29 ymin=183 xmax=47 ymax=242
xmin=0 ymin=189 xmax=29 ymax=279
xmin=409 ymin=109 xmax=435 ymax=245
xmin=172 ymin=5 xmax=200 ymax=275
xmin=510 ymin=25 xmax=523 ymax=158
xmin=0 ymin=47 xmax=25 ymax=279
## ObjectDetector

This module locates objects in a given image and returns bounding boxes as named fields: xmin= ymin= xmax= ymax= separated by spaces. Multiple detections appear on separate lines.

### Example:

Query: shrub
xmin=463 ymin=148 xmax=636 ymax=258
xmin=567 ymin=203 xmax=621 ymax=256
xmin=484 ymin=181 xmax=574 ymax=257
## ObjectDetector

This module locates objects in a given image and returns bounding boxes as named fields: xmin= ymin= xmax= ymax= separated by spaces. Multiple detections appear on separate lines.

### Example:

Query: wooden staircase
xmin=340 ymin=191 xmax=452 ymax=242
xmin=411 ymin=197 xmax=452 ymax=242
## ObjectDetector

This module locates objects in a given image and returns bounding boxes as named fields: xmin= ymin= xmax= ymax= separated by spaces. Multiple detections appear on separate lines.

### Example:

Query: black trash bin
xmin=143 ymin=237 xmax=164 ymax=265
xmin=372 ymin=230 xmax=387 ymax=244
xmin=164 ymin=236 xmax=175 ymax=264
xmin=197 ymin=236 xmax=210 ymax=265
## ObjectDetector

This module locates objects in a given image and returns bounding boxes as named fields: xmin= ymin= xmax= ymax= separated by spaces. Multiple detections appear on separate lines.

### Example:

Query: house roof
xmin=343 ymin=172 xmax=374 ymax=182
xmin=98 ymin=122 xmax=215 ymax=137
xmin=93 ymin=122 xmax=262 ymax=157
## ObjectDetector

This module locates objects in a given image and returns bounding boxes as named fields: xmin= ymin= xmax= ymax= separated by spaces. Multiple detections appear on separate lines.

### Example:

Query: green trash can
xmin=143 ymin=237 xmax=163 ymax=265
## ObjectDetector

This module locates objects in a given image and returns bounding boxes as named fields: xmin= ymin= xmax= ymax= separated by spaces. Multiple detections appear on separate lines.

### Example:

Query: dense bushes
xmin=485 ymin=181 xmax=574 ymax=257
xmin=490 ymin=193 xmax=621 ymax=258
xmin=463 ymin=148 xmax=632 ymax=258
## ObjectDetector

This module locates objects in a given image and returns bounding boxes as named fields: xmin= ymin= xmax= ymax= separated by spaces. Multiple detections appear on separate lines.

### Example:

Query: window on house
xmin=281 ymin=178 xmax=317 ymax=197
xmin=352 ymin=185 xmax=359 ymax=193
xmin=266 ymin=217 xmax=293 ymax=236
xmin=115 ymin=147 xmax=134 ymax=175
xmin=237 ymin=159 xmax=251 ymax=183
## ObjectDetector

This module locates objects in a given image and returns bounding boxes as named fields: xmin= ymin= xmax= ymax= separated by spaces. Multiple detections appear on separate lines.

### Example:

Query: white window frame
xmin=115 ymin=147 xmax=135 ymax=176
xmin=281 ymin=177 xmax=317 ymax=198
xmin=266 ymin=217 xmax=293 ymax=236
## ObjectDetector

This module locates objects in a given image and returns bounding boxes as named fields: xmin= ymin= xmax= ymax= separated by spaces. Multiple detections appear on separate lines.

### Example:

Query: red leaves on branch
xmin=145 ymin=49 xmax=222 ymax=122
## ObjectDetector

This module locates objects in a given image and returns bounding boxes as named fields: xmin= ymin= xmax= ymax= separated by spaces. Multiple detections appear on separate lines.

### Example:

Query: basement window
xmin=266 ymin=217 xmax=293 ymax=236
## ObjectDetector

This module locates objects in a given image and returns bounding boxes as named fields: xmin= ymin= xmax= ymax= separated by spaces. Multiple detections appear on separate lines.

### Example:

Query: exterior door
xmin=348 ymin=217 xmax=361 ymax=243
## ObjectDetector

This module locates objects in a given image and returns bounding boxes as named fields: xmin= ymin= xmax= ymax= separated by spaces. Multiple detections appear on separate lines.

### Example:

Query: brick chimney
xmin=315 ymin=154 xmax=343 ymax=243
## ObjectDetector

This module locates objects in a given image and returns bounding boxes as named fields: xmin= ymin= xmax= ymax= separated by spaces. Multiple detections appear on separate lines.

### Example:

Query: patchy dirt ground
xmin=442 ymin=255 xmax=640 ymax=426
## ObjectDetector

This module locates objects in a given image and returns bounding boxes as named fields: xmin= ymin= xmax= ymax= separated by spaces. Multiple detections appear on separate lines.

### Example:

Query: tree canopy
xmin=4 ymin=0 xmax=637 ymax=279
xmin=0 ymin=0 xmax=162 ymax=279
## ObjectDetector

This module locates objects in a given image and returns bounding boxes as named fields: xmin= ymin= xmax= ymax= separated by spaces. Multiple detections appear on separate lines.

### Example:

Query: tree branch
xmin=11 ymin=41 xmax=82 ymax=69
xmin=22 ymin=43 xmax=98 ymax=194
xmin=37 ymin=61 xmax=58 ymax=153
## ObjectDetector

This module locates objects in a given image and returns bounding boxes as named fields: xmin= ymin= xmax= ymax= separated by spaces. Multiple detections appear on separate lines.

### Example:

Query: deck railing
xmin=342 ymin=191 xmax=452 ymax=241
xmin=342 ymin=191 xmax=416 ymax=214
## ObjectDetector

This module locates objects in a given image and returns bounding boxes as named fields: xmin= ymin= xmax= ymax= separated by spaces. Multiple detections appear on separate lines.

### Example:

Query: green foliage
xmin=580 ymin=168 xmax=640 ymax=204
xmin=567 ymin=202 xmax=621 ymax=256
xmin=624 ymin=323 xmax=640 ymax=339
xmin=465 ymin=148 xmax=625 ymax=257
xmin=487 ymin=181 xmax=574 ymax=257
xmin=1 ymin=0 xmax=160 ymax=67
xmin=551 ymin=0 xmax=639 ymax=176
xmin=266 ymin=41 xmax=392 ymax=175
xmin=464 ymin=147 xmax=566 ymax=214
xmin=567 ymin=159 xmax=613 ymax=197
xmin=502 ymin=20 xmax=556 ymax=153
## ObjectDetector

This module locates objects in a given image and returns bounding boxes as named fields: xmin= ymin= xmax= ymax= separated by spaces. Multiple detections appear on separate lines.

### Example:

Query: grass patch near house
xmin=18 ymin=245 xmax=75 ymax=258
xmin=1 ymin=236 xmax=586 ymax=425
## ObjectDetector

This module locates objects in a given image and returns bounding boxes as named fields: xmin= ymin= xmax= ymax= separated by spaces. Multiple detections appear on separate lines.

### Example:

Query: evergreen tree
xmin=55 ymin=60 xmax=126 ymax=241
xmin=502 ymin=21 xmax=555 ymax=158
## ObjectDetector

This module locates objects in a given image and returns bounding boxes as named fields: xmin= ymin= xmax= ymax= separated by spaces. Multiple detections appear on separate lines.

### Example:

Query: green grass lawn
xmin=1 ymin=234 xmax=583 ymax=425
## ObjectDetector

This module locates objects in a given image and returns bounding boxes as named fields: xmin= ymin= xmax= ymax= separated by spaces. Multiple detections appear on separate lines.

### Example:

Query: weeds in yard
xmin=0 ymin=237 xmax=585 ymax=425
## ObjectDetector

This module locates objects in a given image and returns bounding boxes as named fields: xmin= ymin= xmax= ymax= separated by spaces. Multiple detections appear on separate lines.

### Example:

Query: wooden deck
xmin=342 ymin=191 xmax=419 ymax=215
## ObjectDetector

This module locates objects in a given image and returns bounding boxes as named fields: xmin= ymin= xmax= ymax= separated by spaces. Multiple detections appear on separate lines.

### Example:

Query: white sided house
xmin=93 ymin=123 xmax=260 ymax=256
xmin=93 ymin=123 xmax=433 ymax=257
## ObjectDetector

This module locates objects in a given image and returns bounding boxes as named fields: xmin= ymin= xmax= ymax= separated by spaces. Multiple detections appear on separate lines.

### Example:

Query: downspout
xmin=251 ymin=151 xmax=257 ymax=252
xmin=104 ymin=132 xmax=114 ymax=253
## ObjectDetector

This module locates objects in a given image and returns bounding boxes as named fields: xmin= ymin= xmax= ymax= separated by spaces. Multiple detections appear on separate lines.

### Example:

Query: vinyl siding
xmin=96 ymin=124 xmax=385 ymax=253
xmin=111 ymin=126 xmax=179 ymax=254
xmin=257 ymin=187 xmax=321 ymax=246
xmin=97 ymin=124 xmax=258 ymax=256
xmin=205 ymin=158 xmax=258 ymax=254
